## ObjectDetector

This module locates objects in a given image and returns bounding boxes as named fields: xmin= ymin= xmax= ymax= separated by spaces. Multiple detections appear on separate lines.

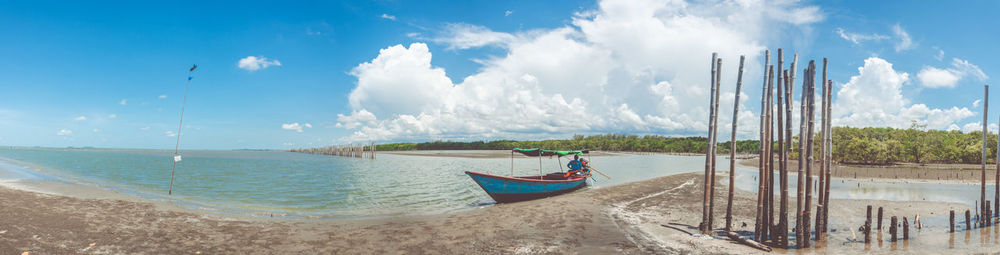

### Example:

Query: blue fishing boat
xmin=466 ymin=148 xmax=593 ymax=203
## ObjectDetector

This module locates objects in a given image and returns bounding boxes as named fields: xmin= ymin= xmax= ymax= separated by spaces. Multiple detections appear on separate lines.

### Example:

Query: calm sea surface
xmin=0 ymin=147 xmax=993 ymax=219
xmin=0 ymin=148 xmax=711 ymax=218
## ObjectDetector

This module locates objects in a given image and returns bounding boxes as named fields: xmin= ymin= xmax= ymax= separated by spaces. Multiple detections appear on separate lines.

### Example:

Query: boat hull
xmin=465 ymin=171 xmax=588 ymax=203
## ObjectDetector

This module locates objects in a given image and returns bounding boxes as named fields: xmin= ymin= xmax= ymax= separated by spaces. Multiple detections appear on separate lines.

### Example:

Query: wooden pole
xmin=763 ymin=64 xmax=774 ymax=242
xmin=701 ymin=53 xmax=719 ymax=234
xmin=903 ymin=216 xmax=909 ymax=240
xmin=772 ymin=49 xmax=783 ymax=246
xmin=796 ymin=63 xmax=808 ymax=248
xmin=728 ymin=231 xmax=773 ymax=252
xmin=803 ymin=60 xmax=817 ymax=247
xmin=865 ymin=205 xmax=872 ymax=243
xmin=966 ymin=210 xmax=971 ymax=230
xmin=878 ymin=207 xmax=883 ymax=231
xmin=709 ymin=58 xmax=723 ymax=232
xmin=984 ymin=84 xmax=990 ymax=220
xmin=779 ymin=69 xmax=791 ymax=248
xmin=823 ymin=79 xmax=833 ymax=234
xmin=726 ymin=55 xmax=746 ymax=232
xmin=816 ymin=58 xmax=827 ymax=239
xmin=755 ymin=50 xmax=770 ymax=241
xmin=950 ymin=210 xmax=956 ymax=233
xmin=890 ymin=216 xmax=898 ymax=242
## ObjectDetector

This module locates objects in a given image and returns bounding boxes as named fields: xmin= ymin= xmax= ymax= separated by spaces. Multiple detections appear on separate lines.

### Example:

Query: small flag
xmin=174 ymin=155 xmax=182 ymax=162
xmin=189 ymin=64 xmax=198 ymax=72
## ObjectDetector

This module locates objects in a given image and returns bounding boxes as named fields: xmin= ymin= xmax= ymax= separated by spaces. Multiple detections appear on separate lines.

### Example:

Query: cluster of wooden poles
xmin=699 ymin=49 xmax=834 ymax=250
xmin=861 ymin=205 xmax=920 ymax=243
xmin=973 ymin=84 xmax=1000 ymax=229
xmin=291 ymin=142 xmax=377 ymax=159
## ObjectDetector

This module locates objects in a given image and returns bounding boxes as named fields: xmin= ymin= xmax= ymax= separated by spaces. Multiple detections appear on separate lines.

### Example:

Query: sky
xmin=0 ymin=0 xmax=998 ymax=150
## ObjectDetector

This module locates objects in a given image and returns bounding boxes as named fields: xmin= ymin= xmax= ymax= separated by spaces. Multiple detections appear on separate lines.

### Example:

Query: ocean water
xmin=0 ymin=147 xmax=711 ymax=218
xmin=0 ymin=147 xmax=994 ymax=219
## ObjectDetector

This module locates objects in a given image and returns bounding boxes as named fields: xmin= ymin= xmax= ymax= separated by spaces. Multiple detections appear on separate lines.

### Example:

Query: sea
xmin=0 ymin=147 xmax=992 ymax=219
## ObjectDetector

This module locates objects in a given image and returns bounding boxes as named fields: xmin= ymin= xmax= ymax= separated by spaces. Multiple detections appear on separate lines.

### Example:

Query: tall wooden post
xmin=709 ymin=58 xmax=723 ymax=232
xmin=803 ymin=60 xmax=816 ymax=247
xmin=823 ymin=79 xmax=833 ymax=234
xmin=763 ymin=64 xmax=774 ymax=241
xmin=796 ymin=62 xmax=808 ymax=248
xmin=726 ymin=55 xmax=746 ymax=232
xmin=701 ymin=53 xmax=719 ymax=234
xmin=781 ymin=54 xmax=796 ymax=248
xmin=816 ymin=58 xmax=827 ymax=239
xmin=865 ymin=205 xmax=872 ymax=243
xmin=983 ymin=85 xmax=989 ymax=220
xmin=755 ymin=50 xmax=770 ymax=241
xmin=950 ymin=210 xmax=956 ymax=233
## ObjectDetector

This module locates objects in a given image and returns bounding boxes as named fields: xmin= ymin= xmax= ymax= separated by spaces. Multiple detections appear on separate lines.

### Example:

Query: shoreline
xmin=2 ymin=169 xmax=992 ymax=253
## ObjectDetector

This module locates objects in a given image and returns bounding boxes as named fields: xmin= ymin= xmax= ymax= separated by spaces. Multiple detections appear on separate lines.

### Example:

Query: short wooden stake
xmin=877 ymin=207 xmax=883 ymax=231
xmin=864 ymin=205 xmax=872 ymax=243
xmin=966 ymin=210 xmax=972 ymax=230
xmin=890 ymin=216 xmax=897 ymax=242
xmin=903 ymin=217 xmax=909 ymax=240
xmin=950 ymin=210 xmax=955 ymax=233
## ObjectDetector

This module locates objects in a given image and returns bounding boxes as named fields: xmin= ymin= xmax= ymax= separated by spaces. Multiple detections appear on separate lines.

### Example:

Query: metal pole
xmin=169 ymin=65 xmax=196 ymax=195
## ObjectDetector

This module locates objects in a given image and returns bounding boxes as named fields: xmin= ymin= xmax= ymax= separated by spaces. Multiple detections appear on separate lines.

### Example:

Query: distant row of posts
xmin=291 ymin=142 xmax=376 ymax=159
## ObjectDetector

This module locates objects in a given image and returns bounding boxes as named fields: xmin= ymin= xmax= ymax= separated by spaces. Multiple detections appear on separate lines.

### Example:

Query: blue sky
xmin=0 ymin=0 xmax=997 ymax=149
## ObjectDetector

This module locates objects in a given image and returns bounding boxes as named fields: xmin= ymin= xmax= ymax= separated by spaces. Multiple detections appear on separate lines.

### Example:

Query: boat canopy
xmin=512 ymin=148 xmax=589 ymax=157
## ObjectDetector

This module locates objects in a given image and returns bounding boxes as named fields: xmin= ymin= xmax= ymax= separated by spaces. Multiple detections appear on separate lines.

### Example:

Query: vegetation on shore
xmin=371 ymin=126 xmax=1000 ymax=165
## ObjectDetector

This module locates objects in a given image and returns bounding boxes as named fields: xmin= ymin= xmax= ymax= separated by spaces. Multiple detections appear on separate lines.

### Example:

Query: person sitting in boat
xmin=565 ymin=155 xmax=583 ymax=177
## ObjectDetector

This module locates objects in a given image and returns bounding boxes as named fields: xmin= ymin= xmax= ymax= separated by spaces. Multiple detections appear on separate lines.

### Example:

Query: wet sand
xmin=1 ymin=170 xmax=995 ymax=254
xmin=739 ymin=159 xmax=1000 ymax=184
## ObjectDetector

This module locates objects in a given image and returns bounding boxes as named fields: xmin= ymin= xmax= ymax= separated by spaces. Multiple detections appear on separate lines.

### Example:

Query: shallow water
xmin=1 ymin=147 xmax=997 ymax=221
xmin=0 ymin=148 xmax=712 ymax=218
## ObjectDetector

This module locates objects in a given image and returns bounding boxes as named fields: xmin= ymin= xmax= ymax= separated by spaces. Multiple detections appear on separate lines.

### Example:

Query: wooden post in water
xmin=903 ymin=216 xmax=909 ymax=240
xmin=890 ymin=216 xmax=898 ymax=242
xmin=726 ymin=55 xmax=746 ymax=232
xmin=755 ymin=50 xmax=769 ymax=241
xmin=709 ymin=58 xmax=723 ymax=233
xmin=878 ymin=207 xmax=884 ymax=231
xmin=966 ymin=210 xmax=972 ymax=230
xmin=701 ymin=53 xmax=719 ymax=234
xmin=984 ymin=85 xmax=990 ymax=221
xmin=773 ymin=49 xmax=784 ymax=247
xmin=951 ymin=210 xmax=956 ymax=233
xmin=865 ymin=205 xmax=872 ymax=243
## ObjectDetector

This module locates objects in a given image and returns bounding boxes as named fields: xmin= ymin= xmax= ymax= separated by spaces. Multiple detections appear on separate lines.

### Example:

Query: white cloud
xmin=917 ymin=58 xmax=988 ymax=88
xmin=338 ymin=0 xmax=823 ymax=142
xmin=974 ymin=99 xmax=982 ymax=108
xmin=961 ymin=122 xmax=999 ymax=133
xmin=505 ymin=10 xmax=513 ymax=16
xmin=74 ymin=115 xmax=87 ymax=121
xmin=108 ymin=114 xmax=117 ymax=119
xmin=159 ymin=94 xmax=167 ymax=99
xmin=56 ymin=129 xmax=72 ymax=136
xmin=140 ymin=126 xmax=151 ymax=131
xmin=406 ymin=32 xmax=421 ymax=38
xmin=120 ymin=99 xmax=127 ymax=105
xmin=93 ymin=128 xmax=100 ymax=133
xmin=935 ymin=48 xmax=945 ymax=61
xmin=432 ymin=23 xmax=517 ymax=50
xmin=892 ymin=24 xmax=915 ymax=52
xmin=237 ymin=56 xmax=282 ymax=71
xmin=282 ymin=122 xmax=308 ymax=133
xmin=834 ymin=57 xmax=974 ymax=129
xmin=380 ymin=13 xmax=397 ymax=21
xmin=835 ymin=28 xmax=889 ymax=45
xmin=166 ymin=131 xmax=177 ymax=137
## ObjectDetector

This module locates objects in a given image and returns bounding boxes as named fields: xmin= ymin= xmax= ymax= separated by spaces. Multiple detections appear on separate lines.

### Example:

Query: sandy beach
xmin=3 ymin=165 xmax=996 ymax=254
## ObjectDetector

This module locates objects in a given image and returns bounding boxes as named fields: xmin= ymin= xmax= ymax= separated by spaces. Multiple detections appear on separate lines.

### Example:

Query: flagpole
xmin=169 ymin=65 xmax=196 ymax=195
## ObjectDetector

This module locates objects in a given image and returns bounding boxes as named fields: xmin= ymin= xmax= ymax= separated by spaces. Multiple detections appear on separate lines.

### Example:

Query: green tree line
xmin=373 ymin=134 xmax=761 ymax=154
